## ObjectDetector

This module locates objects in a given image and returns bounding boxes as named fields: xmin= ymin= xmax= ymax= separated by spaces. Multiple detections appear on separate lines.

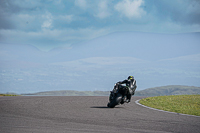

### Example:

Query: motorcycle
xmin=107 ymin=83 xmax=130 ymax=108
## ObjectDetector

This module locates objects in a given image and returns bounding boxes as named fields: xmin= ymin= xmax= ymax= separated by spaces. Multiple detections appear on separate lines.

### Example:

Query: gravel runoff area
xmin=0 ymin=96 xmax=200 ymax=133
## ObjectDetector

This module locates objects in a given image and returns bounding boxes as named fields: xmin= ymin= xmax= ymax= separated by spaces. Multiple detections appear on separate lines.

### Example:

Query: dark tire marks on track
xmin=0 ymin=96 xmax=200 ymax=133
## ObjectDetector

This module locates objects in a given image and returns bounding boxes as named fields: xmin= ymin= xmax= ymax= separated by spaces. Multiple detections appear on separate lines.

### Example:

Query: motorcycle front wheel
xmin=107 ymin=93 xmax=122 ymax=108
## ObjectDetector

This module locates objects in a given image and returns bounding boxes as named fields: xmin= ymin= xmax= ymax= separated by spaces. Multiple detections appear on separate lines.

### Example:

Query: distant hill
xmin=24 ymin=85 xmax=200 ymax=96
xmin=24 ymin=90 xmax=110 ymax=96
xmin=135 ymin=85 xmax=200 ymax=96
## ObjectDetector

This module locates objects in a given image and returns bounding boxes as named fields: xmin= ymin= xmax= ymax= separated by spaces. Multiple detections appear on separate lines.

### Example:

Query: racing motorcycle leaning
xmin=107 ymin=83 xmax=131 ymax=108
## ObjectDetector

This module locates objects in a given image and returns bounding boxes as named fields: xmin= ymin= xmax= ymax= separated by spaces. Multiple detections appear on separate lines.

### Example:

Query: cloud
xmin=12 ymin=0 xmax=42 ymax=9
xmin=96 ymin=1 xmax=111 ymax=19
xmin=79 ymin=57 xmax=146 ymax=65
xmin=41 ymin=12 xmax=53 ymax=29
xmin=0 ymin=27 xmax=110 ymax=51
xmin=51 ymin=57 xmax=146 ymax=68
xmin=57 ymin=15 xmax=73 ymax=23
xmin=115 ymin=0 xmax=146 ymax=19
xmin=0 ymin=0 xmax=200 ymax=51
xmin=144 ymin=0 xmax=200 ymax=25
xmin=75 ymin=0 xmax=87 ymax=10
xmin=42 ymin=21 xmax=52 ymax=29
xmin=160 ymin=54 xmax=200 ymax=62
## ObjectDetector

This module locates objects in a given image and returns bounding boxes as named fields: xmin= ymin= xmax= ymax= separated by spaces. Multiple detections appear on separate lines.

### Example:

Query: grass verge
xmin=0 ymin=94 xmax=20 ymax=96
xmin=139 ymin=95 xmax=200 ymax=116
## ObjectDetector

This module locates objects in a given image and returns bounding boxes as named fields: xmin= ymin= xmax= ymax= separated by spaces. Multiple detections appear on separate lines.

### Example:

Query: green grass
xmin=0 ymin=94 xmax=20 ymax=96
xmin=139 ymin=95 xmax=200 ymax=116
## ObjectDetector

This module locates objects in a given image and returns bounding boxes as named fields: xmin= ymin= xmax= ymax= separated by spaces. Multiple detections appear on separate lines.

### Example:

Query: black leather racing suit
xmin=118 ymin=78 xmax=137 ymax=101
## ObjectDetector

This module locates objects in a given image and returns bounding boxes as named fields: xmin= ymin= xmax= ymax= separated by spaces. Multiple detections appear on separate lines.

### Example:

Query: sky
xmin=0 ymin=0 xmax=200 ymax=51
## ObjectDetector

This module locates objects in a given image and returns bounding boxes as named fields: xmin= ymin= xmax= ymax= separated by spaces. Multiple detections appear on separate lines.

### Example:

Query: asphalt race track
xmin=0 ymin=96 xmax=200 ymax=133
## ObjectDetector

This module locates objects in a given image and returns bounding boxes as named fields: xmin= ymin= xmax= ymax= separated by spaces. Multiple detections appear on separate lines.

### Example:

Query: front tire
xmin=107 ymin=93 xmax=122 ymax=108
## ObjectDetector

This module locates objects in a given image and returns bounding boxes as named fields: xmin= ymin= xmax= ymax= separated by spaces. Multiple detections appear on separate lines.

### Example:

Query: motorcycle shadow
xmin=90 ymin=106 xmax=124 ymax=109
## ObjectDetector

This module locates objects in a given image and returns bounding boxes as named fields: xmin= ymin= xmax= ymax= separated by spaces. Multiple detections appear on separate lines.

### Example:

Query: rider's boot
xmin=125 ymin=99 xmax=130 ymax=103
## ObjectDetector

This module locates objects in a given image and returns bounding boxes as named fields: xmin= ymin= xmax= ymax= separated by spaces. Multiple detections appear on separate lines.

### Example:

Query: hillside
xmin=25 ymin=90 xmax=110 ymax=96
xmin=135 ymin=85 xmax=200 ymax=96
xmin=24 ymin=85 xmax=200 ymax=96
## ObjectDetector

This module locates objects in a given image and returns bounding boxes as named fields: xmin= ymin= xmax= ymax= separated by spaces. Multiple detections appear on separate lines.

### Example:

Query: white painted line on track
xmin=135 ymin=99 xmax=200 ymax=118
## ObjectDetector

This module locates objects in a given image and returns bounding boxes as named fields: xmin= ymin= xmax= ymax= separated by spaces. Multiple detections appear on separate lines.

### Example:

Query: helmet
xmin=128 ymin=76 xmax=133 ymax=80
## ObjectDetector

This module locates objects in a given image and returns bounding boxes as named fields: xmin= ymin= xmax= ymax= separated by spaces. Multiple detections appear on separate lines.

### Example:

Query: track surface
xmin=0 ymin=96 xmax=200 ymax=133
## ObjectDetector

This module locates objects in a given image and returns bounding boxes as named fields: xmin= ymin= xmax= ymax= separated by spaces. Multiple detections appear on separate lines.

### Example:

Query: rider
xmin=117 ymin=76 xmax=137 ymax=103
